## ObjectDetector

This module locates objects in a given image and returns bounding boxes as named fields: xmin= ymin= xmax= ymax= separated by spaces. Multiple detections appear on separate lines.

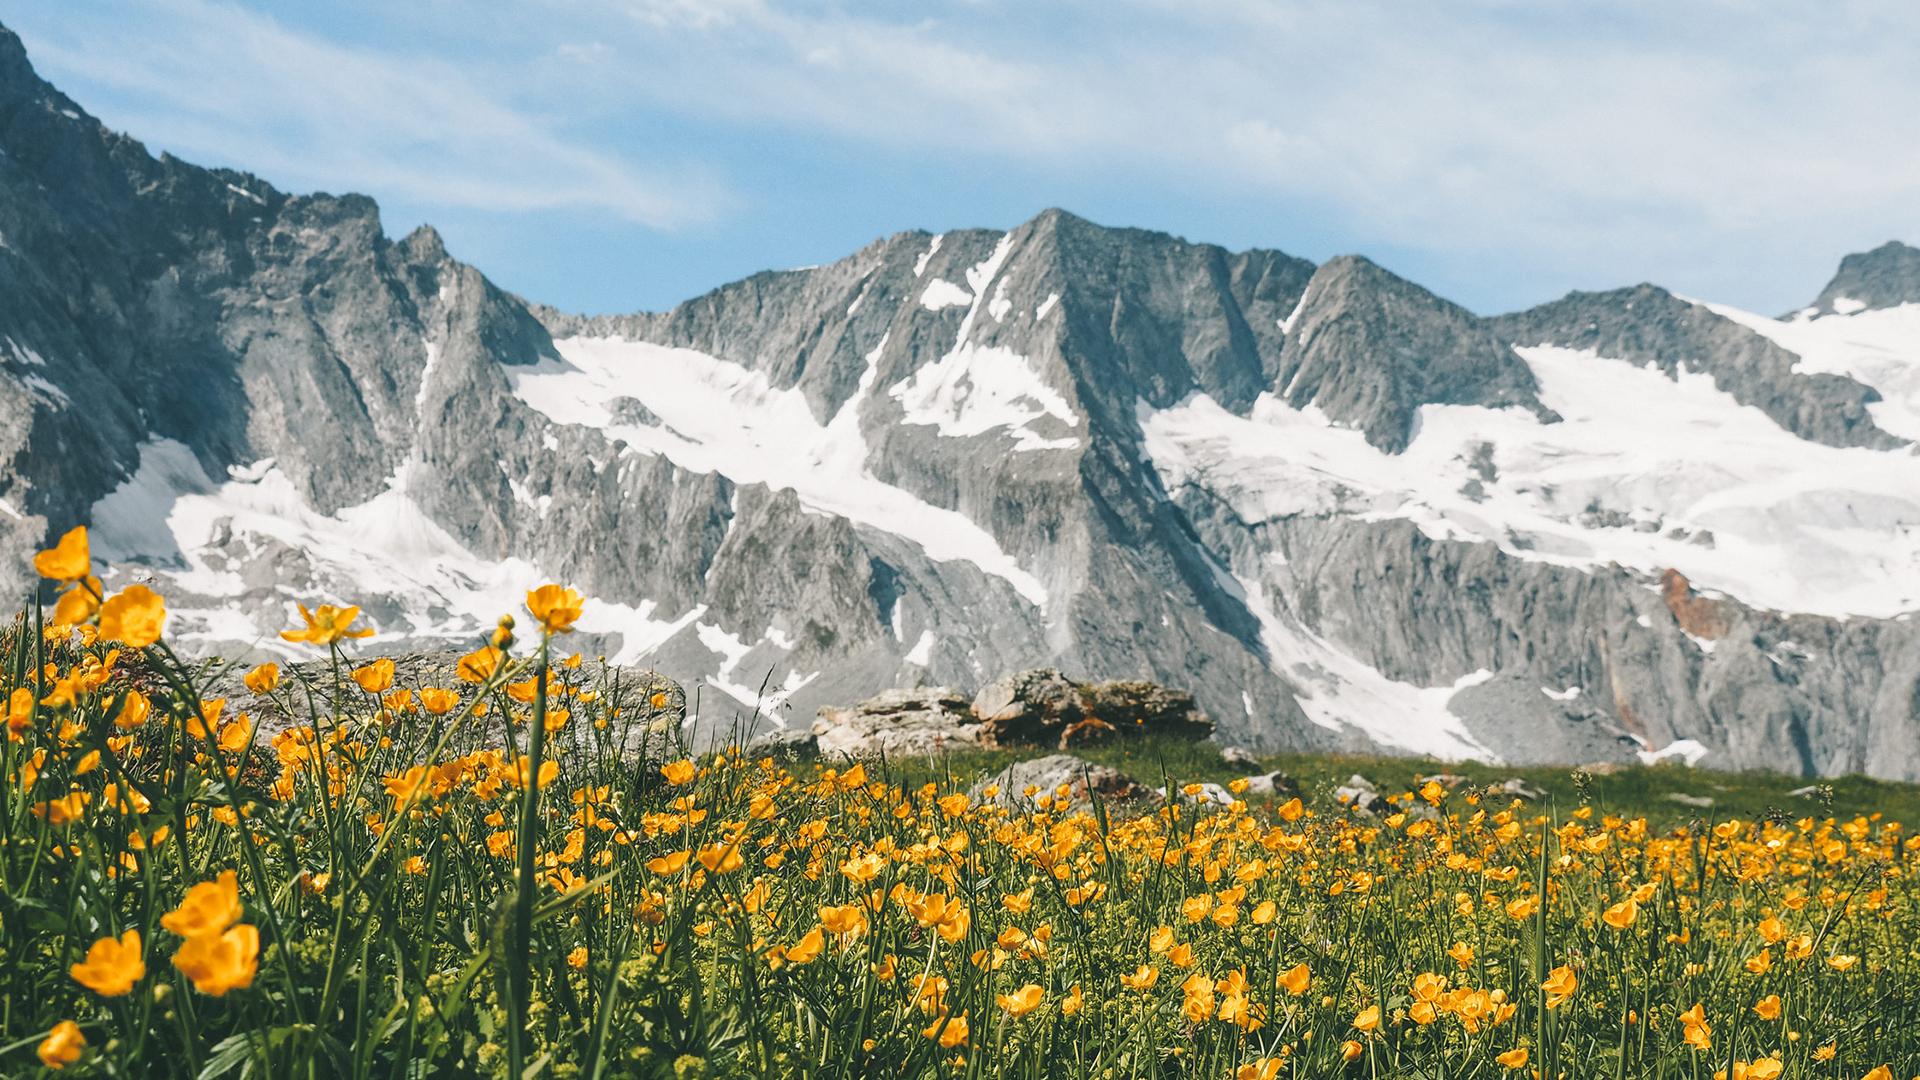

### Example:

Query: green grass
xmin=866 ymin=734 xmax=1920 ymax=829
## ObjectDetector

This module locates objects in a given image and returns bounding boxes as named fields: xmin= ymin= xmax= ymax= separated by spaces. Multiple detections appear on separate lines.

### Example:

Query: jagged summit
xmin=1273 ymin=254 xmax=1555 ymax=452
xmin=1803 ymin=240 xmax=1920 ymax=317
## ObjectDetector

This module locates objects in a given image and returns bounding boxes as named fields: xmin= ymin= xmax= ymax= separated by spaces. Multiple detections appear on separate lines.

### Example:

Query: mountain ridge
xmin=3 ymin=22 xmax=1919 ymax=777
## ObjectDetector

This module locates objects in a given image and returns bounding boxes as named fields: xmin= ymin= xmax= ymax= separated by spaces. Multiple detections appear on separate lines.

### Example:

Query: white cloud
xmin=16 ymin=0 xmax=725 ymax=228
xmin=15 ymin=0 xmax=1920 ymax=311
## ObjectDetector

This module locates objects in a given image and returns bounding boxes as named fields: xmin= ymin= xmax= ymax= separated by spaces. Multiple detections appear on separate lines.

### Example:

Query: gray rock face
xmin=812 ymin=687 xmax=982 ymax=759
xmin=971 ymin=668 xmax=1215 ymax=748
xmin=1803 ymin=240 xmax=1920 ymax=316
xmin=1492 ymin=284 xmax=1902 ymax=449
xmin=1 ymin=24 xmax=1916 ymax=782
xmin=1277 ymin=256 xmax=1558 ymax=452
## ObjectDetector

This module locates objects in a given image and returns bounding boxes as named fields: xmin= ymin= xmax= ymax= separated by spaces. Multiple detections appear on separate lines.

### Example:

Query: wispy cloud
xmin=16 ymin=0 xmax=726 ymax=227
xmin=13 ymin=0 xmax=1920 ymax=313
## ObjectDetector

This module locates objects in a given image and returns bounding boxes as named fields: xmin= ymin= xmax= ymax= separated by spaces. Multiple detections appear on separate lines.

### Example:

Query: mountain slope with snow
xmin=0 ymin=22 xmax=1916 ymax=777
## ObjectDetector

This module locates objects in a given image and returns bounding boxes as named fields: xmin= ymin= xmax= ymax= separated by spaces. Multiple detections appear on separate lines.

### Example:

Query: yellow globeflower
xmin=1753 ymin=994 xmax=1782 ymax=1021
xmin=1541 ymin=965 xmax=1577 ymax=1009
xmin=1120 ymin=964 xmax=1158 ymax=991
xmin=922 ymin=1013 xmax=969 ymax=1048
xmin=280 ymin=603 xmax=373 ymax=645
xmin=242 ymin=662 xmax=279 ymax=694
xmin=98 ymin=585 xmax=166 ymax=648
xmin=783 ymin=927 xmax=825 ymax=965
xmin=997 ymin=984 xmax=1044 ymax=1017
xmin=456 ymin=645 xmax=503 ymax=684
xmin=1496 ymin=1048 xmax=1529 ymax=1069
xmin=526 ymin=584 xmax=585 ymax=634
xmin=70 ymin=929 xmax=145 ymax=997
xmin=419 ymin=688 xmax=460 ymax=714
xmin=351 ymin=658 xmax=395 ymax=694
xmin=37 ymin=1020 xmax=85 ymax=1069
xmin=1277 ymin=962 xmax=1311 ymax=995
xmin=162 ymin=871 xmax=242 ymax=938
xmin=661 ymin=759 xmax=697 ymax=785
xmin=34 ymin=526 xmax=90 ymax=581
xmin=171 ymin=923 xmax=260 ymax=996
xmin=1602 ymin=897 xmax=1638 ymax=930
xmin=1352 ymin=1005 xmax=1381 ymax=1033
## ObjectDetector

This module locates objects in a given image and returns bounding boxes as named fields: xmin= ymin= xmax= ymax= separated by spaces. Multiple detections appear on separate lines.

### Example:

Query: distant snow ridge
xmin=512 ymin=338 xmax=1049 ymax=607
xmin=1140 ymin=341 xmax=1920 ymax=620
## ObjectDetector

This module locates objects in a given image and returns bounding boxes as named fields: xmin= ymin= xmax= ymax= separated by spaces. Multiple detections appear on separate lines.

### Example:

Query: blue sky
xmin=11 ymin=0 xmax=1920 ymax=317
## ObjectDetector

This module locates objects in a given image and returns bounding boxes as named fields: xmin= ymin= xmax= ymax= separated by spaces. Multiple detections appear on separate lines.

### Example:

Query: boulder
xmin=1220 ymin=746 xmax=1262 ymax=768
xmin=971 ymin=668 xmax=1214 ymax=748
xmin=1238 ymin=771 xmax=1300 ymax=799
xmin=1335 ymin=773 xmax=1384 ymax=815
xmin=971 ymin=754 xmax=1150 ymax=811
xmin=1496 ymin=777 xmax=1548 ymax=801
xmin=1666 ymin=792 xmax=1716 ymax=809
xmin=813 ymin=687 xmax=983 ymax=758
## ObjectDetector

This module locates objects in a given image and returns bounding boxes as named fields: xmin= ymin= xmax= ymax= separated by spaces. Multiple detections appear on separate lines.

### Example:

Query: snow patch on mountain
xmin=890 ymin=345 xmax=1080 ymax=451
xmin=86 ymin=439 xmax=704 ymax=659
xmin=919 ymin=279 xmax=971 ymax=310
xmin=1141 ymin=345 xmax=1920 ymax=619
xmin=1701 ymin=299 xmax=1920 ymax=441
xmin=513 ymin=337 xmax=1048 ymax=606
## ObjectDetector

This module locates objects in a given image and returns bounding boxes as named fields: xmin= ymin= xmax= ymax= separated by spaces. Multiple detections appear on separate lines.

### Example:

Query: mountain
xmin=3 ymin=25 xmax=1918 ymax=777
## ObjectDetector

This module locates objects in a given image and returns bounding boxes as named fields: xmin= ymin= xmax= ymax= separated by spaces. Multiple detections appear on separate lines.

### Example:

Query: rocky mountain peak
xmin=1274 ymin=254 xmax=1556 ymax=452
xmin=1804 ymin=240 xmax=1920 ymax=317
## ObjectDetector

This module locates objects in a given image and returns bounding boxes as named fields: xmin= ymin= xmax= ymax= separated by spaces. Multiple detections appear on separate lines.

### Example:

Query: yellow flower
xmin=351 ymin=658 xmax=395 ymax=694
xmin=1251 ymin=899 xmax=1277 ymax=924
xmin=1120 ymin=964 xmax=1159 ymax=990
xmin=457 ymin=645 xmax=503 ymax=683
xmin=1826 ymin=954 xmax=1859 ymax=972
xmin=568 ymin=947 xmax=589 ymax=970
xmin=1812 ymin=1044 xmax=1836 ymax=1063
xmin=646 ymin=851 xmax=689 ymax=876
xmin=1505 ymin=894 xmax=1539 ymax=921
xmin=1861 ymin=1067 xmax=1892 ymax=1080
xmin=1744 ymin=949 xmax=1771 ymax=975
xmin=34 ymin=526 xmax=90 ymax=581
xmin=70 ymin=929 xmax=145 ymax=997
xmin=526 ymin=584 xmax=585 ymax=634
xmin=51 ymin=578 xmax=102 ymax=626
xmin=1149 ymin=925 xmax=1176 ymax=953
xmin=997 ymin=984 xmax=1044 ymax=1017
xmin=1496 ymin=1048 xmax=1529 ymax=1069
xmin=1743 ymin=1057 xmax=1784 ymax=1080
xmin=419 ymin=687 xmax=460 ymax=714
xmin=922 ymin=1013 xmax=969 ymax=1048
xmin=1680 ymin=1003 xmax=1712 ymax=1051
xmin=661 ymin=759 xmax=697 ymax=785
xmin=1277 ymin=962 xmax=1311 ymax=995
xmin=1756 ymin=914 xmax=1787 ymax=944
xmin=1340 ymin=1039 xmax=1363 ymax=1061
xmin=819 ymin=904 xmax=868 ymax=938
xmin=1541 ymin=965 xmax=1577 ymax=1009
xmin=783 ymin=928 xmax=825 ymax=965
xmin=1447 ymin=941 xmax=1475 ymax=969
xmin=1602 ymin=897 xmax=1638 ymax=930
xmin=1237 ymin=1059 xmax=1283 ymax=1080
xmin=37 ymin=1020 xmax=85 ymax=1069
xmin=242 ymin=662 xmax=280 ymax=694
xmin=162 ymin=871 xmax=242 ymax=938
xmin=1752 ymin=994 xmax=1781 ymax=1021
xmin=7 ymin=687 xmax=34 ymax=740
xmin=1353 ymin=1005 xmax=1381 ymax=1033
xmin=1061 ymin=984 xmax=1083 ymax=1016
xmin=112 ymin=689 xmax=150 ymax=729
xmin=280 ymin=603 xmax=373 ymax=645
xmin=171 ymin=923 xmax=259 ymax=996
xmin=98 ymin=585 xmax=166 ymax=648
